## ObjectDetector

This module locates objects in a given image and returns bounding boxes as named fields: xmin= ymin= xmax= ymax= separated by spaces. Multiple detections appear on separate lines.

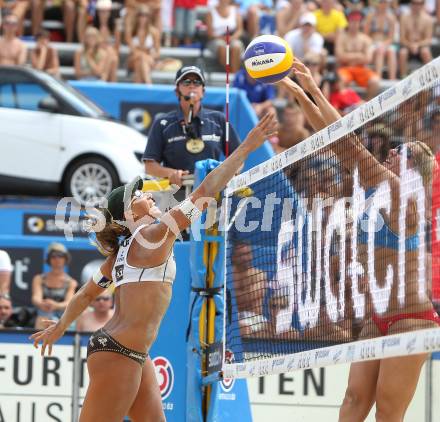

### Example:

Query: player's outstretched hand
xmin=291 ymin=58 xmax=319 ymax=93
xmin=243 ymin=111 xmax=278 ymax=151
xmin=29 ymin=319 xmax=65 ymax=356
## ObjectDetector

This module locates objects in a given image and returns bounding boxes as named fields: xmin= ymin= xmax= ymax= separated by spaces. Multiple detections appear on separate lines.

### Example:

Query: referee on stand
xmin=142 ymin=65 xmax=241 ymax=194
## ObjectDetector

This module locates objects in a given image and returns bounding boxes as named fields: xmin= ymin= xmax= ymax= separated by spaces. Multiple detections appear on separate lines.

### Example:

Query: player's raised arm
xmin=152 ymin=112 xmax=278 ymax=238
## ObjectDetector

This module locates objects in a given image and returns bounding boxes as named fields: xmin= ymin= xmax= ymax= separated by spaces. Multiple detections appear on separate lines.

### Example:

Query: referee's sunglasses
xmin=180 ymin=78 xmax=203 ymax=87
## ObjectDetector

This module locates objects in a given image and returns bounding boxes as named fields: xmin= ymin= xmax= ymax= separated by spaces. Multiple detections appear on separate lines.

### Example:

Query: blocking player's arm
xmin=289 ymin=60 xmax=398 ymax=188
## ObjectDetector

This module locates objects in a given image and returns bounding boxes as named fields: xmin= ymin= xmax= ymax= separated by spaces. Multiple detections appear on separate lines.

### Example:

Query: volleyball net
xmin=222 ymin=58 xmax=440 ymax=379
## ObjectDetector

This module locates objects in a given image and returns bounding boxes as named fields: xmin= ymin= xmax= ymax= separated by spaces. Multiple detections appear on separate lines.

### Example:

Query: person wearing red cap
xmin=335 ymin=10 xmax=380 ymax=100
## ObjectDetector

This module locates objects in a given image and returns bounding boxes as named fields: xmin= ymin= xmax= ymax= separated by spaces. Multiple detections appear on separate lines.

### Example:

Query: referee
xmin=142 ymin=65 xmax=241 ymax=188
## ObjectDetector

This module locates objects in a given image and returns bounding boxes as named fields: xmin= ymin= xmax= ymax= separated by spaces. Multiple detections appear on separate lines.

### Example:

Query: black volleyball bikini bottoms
xmin=87 ymin=328 xmax=147 ymax=366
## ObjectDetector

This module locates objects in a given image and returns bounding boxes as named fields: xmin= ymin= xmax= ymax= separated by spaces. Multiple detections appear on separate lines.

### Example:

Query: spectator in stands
xmin=277 ymin=102 xmax=310 ymax=150
xmin=321 ymin=71 xmax=363 ymax=114
xmin=284 ymin=12 xmax=325 ymax=62
xmin=64 ymin=0 xmax=88 ymax=42
xmin=126 ymin=5 xmax=160 ymax=84
xmin=95 ymin=0 xmax=120 ymax=82
xmin=142 ymin=65 xmax=241 ymax=189
xmin=313 ymin=0 xmax=348 ymax=55
xmin=276 ymin=0 xmax=309 ymax=38
xmin=172 ymin=0 xmax=197 ymax=46
xmin=233 ymin=66 xmax=276 ymax=118
xmin=124 ymin=0 xmax=161 ymax=46
xmin=0 ymin=250 xmax=12 ymax=294
xmin=0 ymin=0 xmax=29 ymax=36
xmin=342 ymin=0 xmax=365 ymax=14
xmin=76 ymin=291 xmax=114 ymax=332
xmin=236 ymin=0 xmax=272 ymax=39
xmin=206 ymin=0 xmax=244 ymax=73
xmin=365 ymin=125 xmax=391 ymax=163
xmin=0 ymin=14 xmax=26 ymax=65
xmin=31 ymin=30 xmax=61 ymax=77
xmin=303 ymin=51 xmax=324 ymax=86
xmin=335 ymin=10 xmax=380 ymax=100
xmin=0 ymin=293 xmax=13 ymax=329
xmin=364 ymin=0 xmax=397 ymax=80
xmin=31 ymin=243 xmax=78 ymax=329
xmin=74 ymin=26 xmax=109 ymax=80
xmin=399 ymin=0 xmax=434 ymax=78
xmin=31 ymin=0 xmax=45 ymax=36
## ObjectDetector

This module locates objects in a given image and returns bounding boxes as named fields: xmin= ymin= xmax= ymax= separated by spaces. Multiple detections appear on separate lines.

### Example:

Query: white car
xmin=0 ymin=66 xmax=146 ymax=204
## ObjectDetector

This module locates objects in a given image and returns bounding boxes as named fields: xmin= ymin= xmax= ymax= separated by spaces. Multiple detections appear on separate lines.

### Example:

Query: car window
xmin=0 ymin=81 xmax=50 ymax=111
xmin=0 ymin=84 xmax=15 ymax=108
xmin=15 ymin=83 xmax=50 ymax=111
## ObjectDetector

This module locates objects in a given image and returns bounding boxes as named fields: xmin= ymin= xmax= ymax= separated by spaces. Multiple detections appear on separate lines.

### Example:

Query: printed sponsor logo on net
xmin=344 ymin=113 xmax=356 ymax=131
xmin=327 ymin=120 xmax=343 ymax=140
xmin=378 ymin=87 xmax=397 ymax=111
xmin=402 ymin=78 xmax=413 ymax=98
xmin=314 ymin=349 xmax=330 ymax=364
xmin=423 ymin=331 xmax=440 ymax=352
xmin=406 ymin=336 xmax=417 ymax=354
xmin=272 ymin=357 xmax=286 ymax=371
xmin=381 ymin=337 xmax=400 ymax=353
xmin=360 ymin=341 xmax=376 ymax=360
xmin=332 ymin=347 xmax=343 ymax=364
xmin=418 ymin=63 xmax=439 ymax=88
xmin=358 ymin=102 xmax=376 ymax=125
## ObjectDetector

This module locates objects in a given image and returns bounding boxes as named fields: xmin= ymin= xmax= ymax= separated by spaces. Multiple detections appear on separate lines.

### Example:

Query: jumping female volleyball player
xmin=30 ymin=112 xmax=278 ymax=422
xmin=279 ymin=59 xmax=440 ymax=422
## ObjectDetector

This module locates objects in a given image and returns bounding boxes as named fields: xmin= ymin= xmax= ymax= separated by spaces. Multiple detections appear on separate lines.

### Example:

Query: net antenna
xmin=225 ymin=26 xmax=230 ymax=158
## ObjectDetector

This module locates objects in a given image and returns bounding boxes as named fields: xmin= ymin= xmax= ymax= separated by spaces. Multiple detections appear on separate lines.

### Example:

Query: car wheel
xmin=64 ymin=157 xmax=119 ymax=205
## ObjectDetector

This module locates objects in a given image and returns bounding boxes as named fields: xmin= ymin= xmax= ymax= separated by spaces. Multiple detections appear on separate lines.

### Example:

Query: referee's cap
xmin=175 ymin=65 xmax=206 ymax=86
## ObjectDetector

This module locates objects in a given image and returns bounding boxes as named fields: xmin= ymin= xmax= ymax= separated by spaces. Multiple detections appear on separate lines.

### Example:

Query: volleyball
xmin=243 ymin=35 xmax=294 ymax=84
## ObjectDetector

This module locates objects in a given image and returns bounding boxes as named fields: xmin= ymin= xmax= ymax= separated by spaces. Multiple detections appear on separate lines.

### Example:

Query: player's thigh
xmin=80 ymin=352 xmax=143 ymax=422
xmin=343 ymin=360 xmax=380 ymax=408
xmin=128 ymin=356 xmax=166 ymax=422
xmin=375 ymin=353 xmax=428 ymax=415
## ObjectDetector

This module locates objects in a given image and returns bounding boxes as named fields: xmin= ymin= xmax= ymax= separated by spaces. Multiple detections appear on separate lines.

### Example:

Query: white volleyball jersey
xmin=111 ymin=224 xmax=176 ymax=287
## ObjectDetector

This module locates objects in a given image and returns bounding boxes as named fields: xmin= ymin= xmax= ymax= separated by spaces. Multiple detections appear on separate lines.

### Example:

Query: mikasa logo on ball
xmin=252 ymin=58 xmax=275 ymax=66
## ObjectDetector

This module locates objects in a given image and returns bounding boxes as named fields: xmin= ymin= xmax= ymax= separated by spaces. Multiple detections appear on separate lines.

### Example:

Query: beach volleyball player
xmin=278 ymin=59 xmax=440 ymax=422
xmin=30 ymin=112 xmax=278 ymax=422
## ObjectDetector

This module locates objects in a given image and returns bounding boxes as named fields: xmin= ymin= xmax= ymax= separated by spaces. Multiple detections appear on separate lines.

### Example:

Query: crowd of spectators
xmin=0 ymin=246 xmax=113 ymax=332
xmin=0 ymin=0 xmax=438 ymax=161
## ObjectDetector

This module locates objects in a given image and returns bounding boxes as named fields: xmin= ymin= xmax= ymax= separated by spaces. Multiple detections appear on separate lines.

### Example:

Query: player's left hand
xmin=29 ymin=320 xmax=65 ymax=356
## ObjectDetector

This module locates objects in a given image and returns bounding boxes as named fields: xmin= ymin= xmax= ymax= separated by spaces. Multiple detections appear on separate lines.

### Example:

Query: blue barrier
xmin=188 ymin=160 xmax=252 ymax=422
xmin=70 ymin=81 xmax=273 ymax=171
xmin=0 ymin=203 xmax=191 ymax=421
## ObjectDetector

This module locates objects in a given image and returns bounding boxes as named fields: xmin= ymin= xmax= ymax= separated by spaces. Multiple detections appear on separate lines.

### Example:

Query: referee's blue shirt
xmin=142 ymin=106 xmax=241 ymax=173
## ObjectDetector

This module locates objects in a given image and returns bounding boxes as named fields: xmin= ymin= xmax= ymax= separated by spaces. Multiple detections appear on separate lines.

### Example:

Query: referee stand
xmin=186 ymin=159 xmax=252 ymax=422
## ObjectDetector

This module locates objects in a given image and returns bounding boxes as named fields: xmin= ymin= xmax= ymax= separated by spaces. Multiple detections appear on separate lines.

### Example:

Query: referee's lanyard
xmin=182 ymin=118 xmax=204 ymax=154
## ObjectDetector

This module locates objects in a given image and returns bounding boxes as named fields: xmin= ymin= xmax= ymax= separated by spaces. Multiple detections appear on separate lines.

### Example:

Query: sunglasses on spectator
xmin=0 ymin=293 xmax=11 ymax=301
xmin=4 ymin=20 xmax=18 ymax=25
xmin=95 ymin=296 xmax=111 ymax=302
xmin=411 ymin=1 xmax=424 ymax=5
xmin=396 ymin=143 xmax=413 ymax=159
xmin=305 ymin=61 xmax=320 ymax=66
xmin=180 ymin=79 xmax=203 ymax=87
xmin=50 ymin=252 xmax=67 ymax=259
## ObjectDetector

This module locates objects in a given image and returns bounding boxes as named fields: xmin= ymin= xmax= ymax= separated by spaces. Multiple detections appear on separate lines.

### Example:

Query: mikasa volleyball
xmin=243 ymin=35 xmax=294 ymax=83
